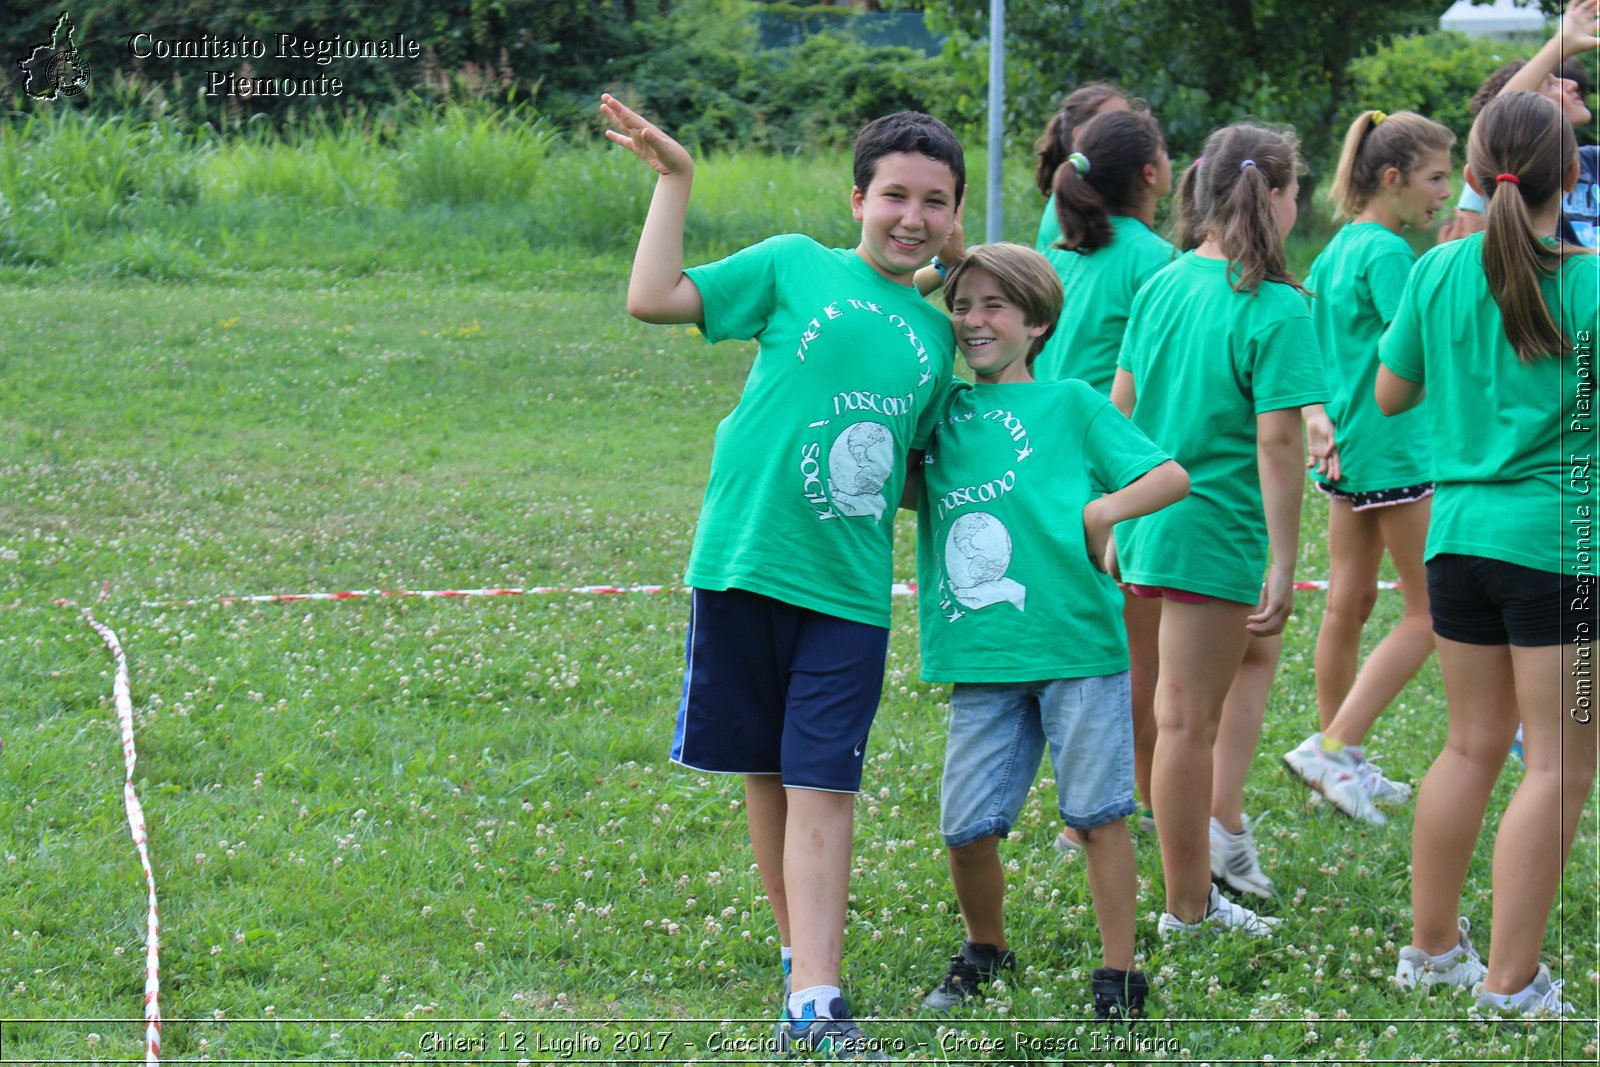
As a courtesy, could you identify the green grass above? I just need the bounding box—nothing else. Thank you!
[0,118,1594,1064]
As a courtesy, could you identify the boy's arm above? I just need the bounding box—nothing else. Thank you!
[1250,408,1305,638]
[1082,459,1189,575]
[1503,0,1599,95]
[913,199,967,297]
[899,451,925,511]
[600,94,705,324]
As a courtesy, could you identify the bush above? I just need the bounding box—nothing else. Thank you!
[1346,30,1533,148]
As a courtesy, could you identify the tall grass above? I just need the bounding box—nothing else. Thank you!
[1,105,1063,279]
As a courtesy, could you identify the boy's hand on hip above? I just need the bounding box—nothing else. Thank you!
[600,94,693,178]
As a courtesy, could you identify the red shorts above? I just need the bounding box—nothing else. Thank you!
[1124,583,1215,604]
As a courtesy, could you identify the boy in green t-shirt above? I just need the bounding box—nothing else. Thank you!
[910,244,1189,1022]
[601,94,963,1057]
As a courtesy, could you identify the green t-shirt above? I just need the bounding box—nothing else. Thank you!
[683,234,956,627]
[1115,252,1327,603]
[1036,193,1063,255]
[1307,222,1430,492]
[916,379,1171,681]
[1036,215,1177,394]
[1378,233,1599,575]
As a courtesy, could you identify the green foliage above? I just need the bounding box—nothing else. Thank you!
[921,0,1441,184]
[1348,30,1534,148]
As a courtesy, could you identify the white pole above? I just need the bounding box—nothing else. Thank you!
[986,0,1005,242]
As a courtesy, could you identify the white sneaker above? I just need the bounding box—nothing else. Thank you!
[1474,963,1575,1016]
[1159,884,1281,938]
[1395,917,1488,990]
[1348,747,1412,804]
[1209,815,1274,898]
[1283,734,1385,825]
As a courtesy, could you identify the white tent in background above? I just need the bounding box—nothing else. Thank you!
[1440,0,1547,37]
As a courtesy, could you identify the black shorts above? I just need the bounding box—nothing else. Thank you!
[1427,553,1593,647]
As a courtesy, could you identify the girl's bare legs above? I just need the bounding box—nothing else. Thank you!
[1212,633,1282,831]
[1125,591,1163,812]
[1322,499,1435,747]
[1151,598,1254,920]
[1314,498,1383,729]
[1481,640,1598,993]
[1407,637,1517,956]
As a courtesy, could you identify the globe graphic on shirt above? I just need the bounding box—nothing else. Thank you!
[827,421,893,518]
[947,511,1011,584]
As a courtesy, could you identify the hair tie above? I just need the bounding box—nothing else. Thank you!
[1371,110,1388,126]
[1195,156,1206,167]
[1239,159,1257,172]
[1495,172,1520,187]
[1067,151,1091,176]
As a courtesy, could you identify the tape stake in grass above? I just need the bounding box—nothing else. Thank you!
[81,608,162,1065]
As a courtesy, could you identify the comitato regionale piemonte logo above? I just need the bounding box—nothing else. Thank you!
[18,10,91,99]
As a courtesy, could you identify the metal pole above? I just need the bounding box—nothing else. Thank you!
[986,0,1005,242]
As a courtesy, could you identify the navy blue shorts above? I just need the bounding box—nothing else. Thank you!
[1427,553,1589,647]
[670,588,890,793]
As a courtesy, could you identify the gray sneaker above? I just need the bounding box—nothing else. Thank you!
[922,940,1017,1011]
[1473,963,1575,1016]
[775,996,888,1060]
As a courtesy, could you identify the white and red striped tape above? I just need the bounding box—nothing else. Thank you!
[80,608,162,1065]
[68,570,1399,1058]
[138,578,1392,609]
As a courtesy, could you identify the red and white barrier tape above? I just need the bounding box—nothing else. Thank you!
[80,608,162,1065]
[138,578,1393,609]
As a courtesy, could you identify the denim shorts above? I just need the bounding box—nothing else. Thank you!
[939,672,1135,847]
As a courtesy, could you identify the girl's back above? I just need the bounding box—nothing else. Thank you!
[1379,231,1597,573]
[1307,224,1430,492]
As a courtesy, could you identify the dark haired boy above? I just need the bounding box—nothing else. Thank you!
[601,94,964,1058]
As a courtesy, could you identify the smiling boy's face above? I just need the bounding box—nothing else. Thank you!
[948,267,1048,385]
[851,151,958,285]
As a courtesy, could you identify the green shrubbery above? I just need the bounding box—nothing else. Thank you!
[1347,31,1533,148]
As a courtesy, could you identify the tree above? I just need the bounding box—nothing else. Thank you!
[920,0,1449,185]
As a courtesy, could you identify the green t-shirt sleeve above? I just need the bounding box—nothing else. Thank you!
[1378,269,1427,384]
[682,237,784,344]
[1245,304,1327,413]
[1081,394,1172,495]
[1366,248,1413,326]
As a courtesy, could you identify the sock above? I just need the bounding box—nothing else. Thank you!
[787,984,842,1020]
[1320,735,1347,754]
[780,946,792,975]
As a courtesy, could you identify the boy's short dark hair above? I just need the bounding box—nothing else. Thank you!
[853,112,966,206]
[1471,61,1525,117]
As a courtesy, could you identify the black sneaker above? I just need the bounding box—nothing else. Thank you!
[1092,967,1149,1026]
[921,940,1017,1011]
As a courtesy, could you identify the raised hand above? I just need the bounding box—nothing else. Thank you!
[599,94,693,177]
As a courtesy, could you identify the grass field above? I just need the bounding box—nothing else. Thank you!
[0,112,1595,1064]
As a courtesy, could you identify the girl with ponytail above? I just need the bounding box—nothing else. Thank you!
[1033,82,1133,253]
[1380,90,1597,1014]
[1111,123,1328,935]
[1284,109,1456,826]
[1034,108,1175,857]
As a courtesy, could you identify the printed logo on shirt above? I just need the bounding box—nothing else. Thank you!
[943,511,1026,614]
[828,421,893,519]
[793,294,943,522]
